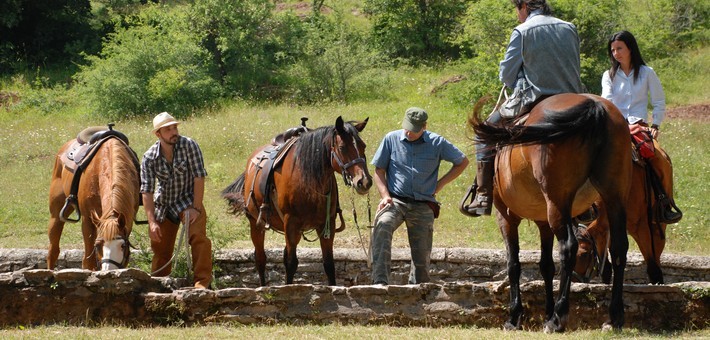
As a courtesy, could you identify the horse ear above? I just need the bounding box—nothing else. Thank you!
[335,116,345,134]
[354,117,369,132]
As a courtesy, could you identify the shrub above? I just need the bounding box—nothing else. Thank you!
[75,4,220,118]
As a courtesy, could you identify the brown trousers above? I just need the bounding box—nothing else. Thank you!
[151,209,213,288]
[649,139,674,199]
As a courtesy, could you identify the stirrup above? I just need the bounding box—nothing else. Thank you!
[459,184,479,217]
[657,198,682,224]
[257,203,271,229]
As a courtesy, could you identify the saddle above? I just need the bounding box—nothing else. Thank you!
[247,118,311,228]
[59,123,140,223]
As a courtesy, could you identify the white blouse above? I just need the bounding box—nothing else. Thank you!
[601,65,666,126]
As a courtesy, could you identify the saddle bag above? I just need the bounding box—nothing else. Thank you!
[631,130,655,159]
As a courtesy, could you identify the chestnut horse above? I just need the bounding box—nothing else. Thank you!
[574,141,676,284]
[222,116,372,286]
[469,93,632,332]
[47,131,140,271]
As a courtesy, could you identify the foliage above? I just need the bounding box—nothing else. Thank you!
[282,5,386,103]
[0,0,98,74]
[189,0,282,98]
[364,0,470,62]
[75,4,221,118]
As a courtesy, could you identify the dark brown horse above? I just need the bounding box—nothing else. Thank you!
[574,140,676,284]
[222,116,372,286]
[469,93,632,332]
[47,131,140,271]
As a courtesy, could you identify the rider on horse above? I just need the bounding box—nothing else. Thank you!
[461,0,585,217]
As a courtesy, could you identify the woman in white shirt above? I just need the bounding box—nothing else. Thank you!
[601,30,681,223]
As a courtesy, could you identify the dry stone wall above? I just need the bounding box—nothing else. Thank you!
[1,248,708,330]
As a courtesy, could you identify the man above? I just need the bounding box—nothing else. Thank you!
[141,112,212,289]
[371,107,469,285]
[462,0,585,216]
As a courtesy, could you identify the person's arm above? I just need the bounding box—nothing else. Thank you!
[142,192,162,242]
[435,157,469,195]
[499,29,523,88]
[601,71,613,100]
[647,67,666,131]
[187,176,205,224]
[373,167,392,211]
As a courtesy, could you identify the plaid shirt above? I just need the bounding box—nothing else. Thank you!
[140,136,208,223]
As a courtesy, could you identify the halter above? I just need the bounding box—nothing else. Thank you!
[572,224,608,283]
[93,235,131,269]
[331,132,366,187]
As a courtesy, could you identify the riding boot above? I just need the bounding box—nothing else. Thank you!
[464,161,494,216]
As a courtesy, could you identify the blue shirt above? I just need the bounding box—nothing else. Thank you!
[371,130,466,202]
[140,136,208,222]
[601,65,666,126]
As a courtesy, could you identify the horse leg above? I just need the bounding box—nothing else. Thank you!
[249,217,267,286]
[544,204,578,333]
[47,165,67,270]
[603,200,628,330]
[535,221,556,322]
[283,218,301,284]
[319,232,336,285]
[81,219,98,271]
[629,220,665,284]
[497,209,524,330]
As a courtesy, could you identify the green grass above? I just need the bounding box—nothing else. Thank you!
[0,324,708,339]
[0,52,708,257]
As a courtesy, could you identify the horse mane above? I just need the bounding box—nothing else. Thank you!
[293,125,337,199]
[92,138,140,241]
[293,121,362,200]
[469,96,608,148]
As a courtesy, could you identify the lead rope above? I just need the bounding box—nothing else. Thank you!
[351,192,376,268]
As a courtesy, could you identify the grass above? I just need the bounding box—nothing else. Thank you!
[1,59,708,256]
[0,324,708,339]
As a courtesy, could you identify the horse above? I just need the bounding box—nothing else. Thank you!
[574,140,676,284]
[468,93,632,332]
[47,128,141,271]
[222,116,372,286]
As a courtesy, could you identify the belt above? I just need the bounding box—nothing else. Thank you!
[391,194,426,204]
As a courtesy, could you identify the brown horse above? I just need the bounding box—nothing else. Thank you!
[574,140,675,284]
[469,93,632,332]
[222,116,372,286]
[47,130,140,271]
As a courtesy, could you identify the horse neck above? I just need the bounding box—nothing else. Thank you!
[293,127,336,195]
[98,139,139,231]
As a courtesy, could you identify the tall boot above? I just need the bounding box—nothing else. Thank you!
[464,161,494,216]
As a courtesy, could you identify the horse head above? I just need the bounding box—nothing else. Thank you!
[332,116,372,194]
[93,211,132,270]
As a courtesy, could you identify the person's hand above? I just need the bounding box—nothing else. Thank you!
[649,124,660,139]
[186,206,201,224]
[628,123,644,135]
[149,222,162,242]
[378,197,392,211]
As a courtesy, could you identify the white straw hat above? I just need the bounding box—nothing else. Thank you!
[152,112,179,133]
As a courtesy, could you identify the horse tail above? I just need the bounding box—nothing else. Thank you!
[469,95,608,148]
[221,172,246,215]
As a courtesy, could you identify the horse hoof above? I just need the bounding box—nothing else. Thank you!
[503,322,519,331]
[543,320,564,333]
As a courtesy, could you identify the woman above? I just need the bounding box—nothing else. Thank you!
[602,30,681,223]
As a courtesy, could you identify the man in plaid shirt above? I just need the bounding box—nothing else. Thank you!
[141,112,212,289]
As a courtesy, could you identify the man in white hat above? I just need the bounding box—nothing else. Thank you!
[140,112,213,289]
[369,107,469,285]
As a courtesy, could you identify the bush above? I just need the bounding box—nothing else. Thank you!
[75,4,221,118]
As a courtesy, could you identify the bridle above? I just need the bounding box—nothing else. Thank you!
[572,224,608,283]
[331,132,366,187]
[93,235,131,269]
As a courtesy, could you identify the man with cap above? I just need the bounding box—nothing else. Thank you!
[140,112,213,289]
[370,107,469,285]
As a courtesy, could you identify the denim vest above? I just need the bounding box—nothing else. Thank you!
[515,15,584,106]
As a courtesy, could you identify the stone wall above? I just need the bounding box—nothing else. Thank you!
[3,248,708,288]
[0,268,708,330]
